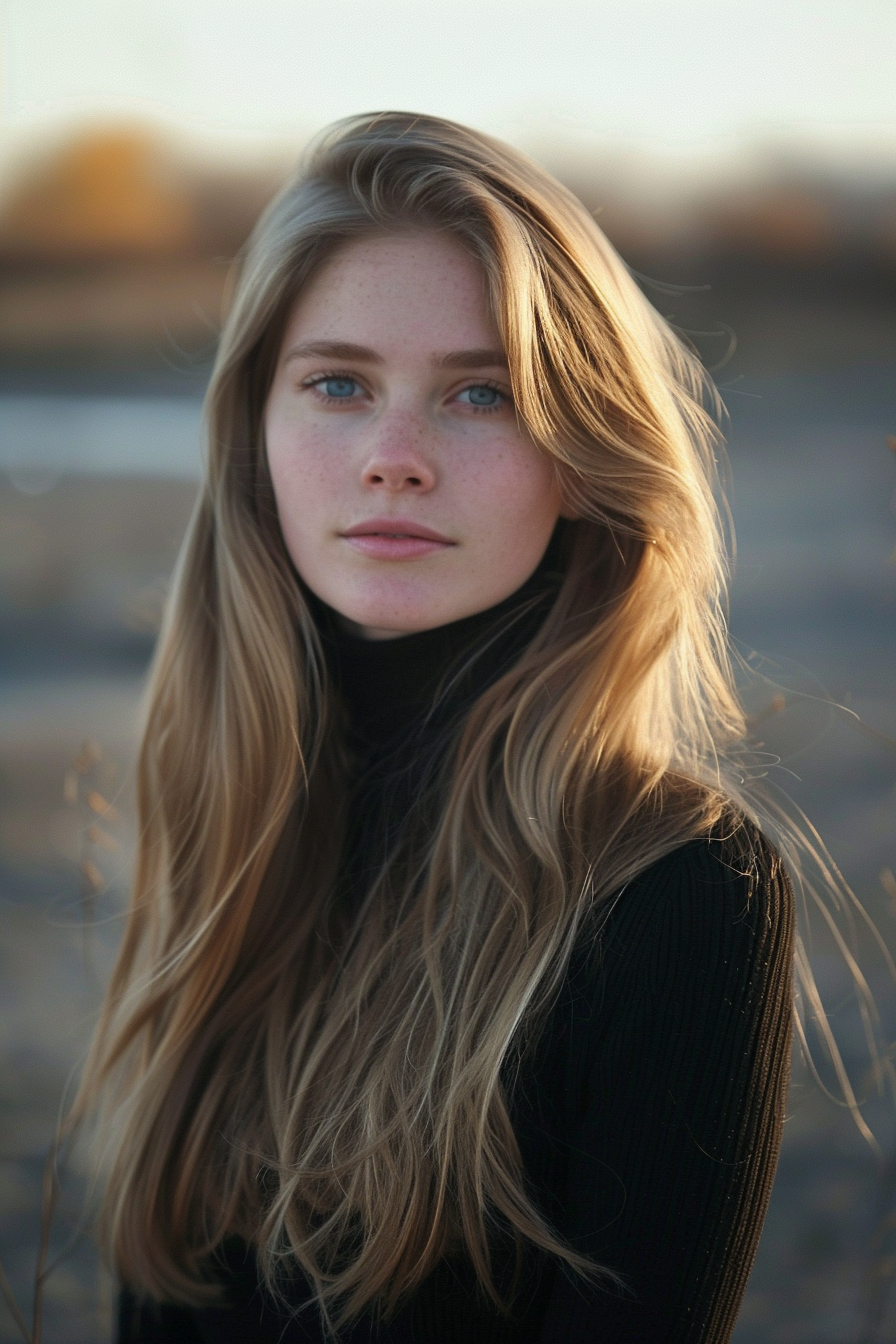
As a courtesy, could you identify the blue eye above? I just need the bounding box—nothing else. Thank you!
[462,385,502,408]
[319,376,358,398]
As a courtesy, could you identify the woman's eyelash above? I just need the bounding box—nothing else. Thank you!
[303,371,359,390]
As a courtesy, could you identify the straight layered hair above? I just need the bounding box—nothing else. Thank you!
[75,111,769,1331]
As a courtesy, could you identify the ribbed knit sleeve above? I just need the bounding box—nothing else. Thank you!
[531,826,794,1343]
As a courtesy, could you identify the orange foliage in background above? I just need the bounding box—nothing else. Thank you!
[0,122,285,268]
[0,123,283,355]
[0,127,197,260]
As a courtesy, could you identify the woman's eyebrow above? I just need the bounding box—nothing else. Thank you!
[436,348,508,369]
[282,341,508,370]
[283,340,384,365]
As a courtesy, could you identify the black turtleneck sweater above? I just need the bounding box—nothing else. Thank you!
[119,573,794,1344]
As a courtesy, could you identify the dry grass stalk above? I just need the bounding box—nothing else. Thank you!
[0,1256,31,1342]
[0,740,121,1340]
[31,1148,61,1344]
[63,741,120,975]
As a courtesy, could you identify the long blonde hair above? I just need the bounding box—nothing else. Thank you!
[75,112,751,1329]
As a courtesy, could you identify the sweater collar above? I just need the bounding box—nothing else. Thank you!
[318,536,565,751]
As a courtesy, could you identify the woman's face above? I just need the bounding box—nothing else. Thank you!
[264,231,563,639]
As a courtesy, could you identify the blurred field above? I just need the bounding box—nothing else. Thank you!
[0,122,895,1343]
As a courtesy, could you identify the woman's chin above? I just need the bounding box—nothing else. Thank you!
[334,608,445,640]
[325,588,479,640]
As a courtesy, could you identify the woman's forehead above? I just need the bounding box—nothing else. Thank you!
[278,231,505,364]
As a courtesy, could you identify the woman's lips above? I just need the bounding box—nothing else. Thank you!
[340,520,456,561]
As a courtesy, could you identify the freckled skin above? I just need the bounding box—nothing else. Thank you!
[263,232,563,639]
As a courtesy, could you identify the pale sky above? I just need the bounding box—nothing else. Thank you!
[3,0,896,161]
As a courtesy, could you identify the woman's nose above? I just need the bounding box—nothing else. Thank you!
[359,414,437,493]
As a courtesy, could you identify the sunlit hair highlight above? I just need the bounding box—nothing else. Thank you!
[75,111,765,1331]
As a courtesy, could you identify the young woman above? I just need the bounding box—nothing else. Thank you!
[78,112,794,1343]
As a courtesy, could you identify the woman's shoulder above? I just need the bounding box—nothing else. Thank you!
[574,813,795,1008]
[611,813,792,935]
[553,815,796,1107]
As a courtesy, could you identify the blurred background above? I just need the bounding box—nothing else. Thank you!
[0,2,894,1340]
